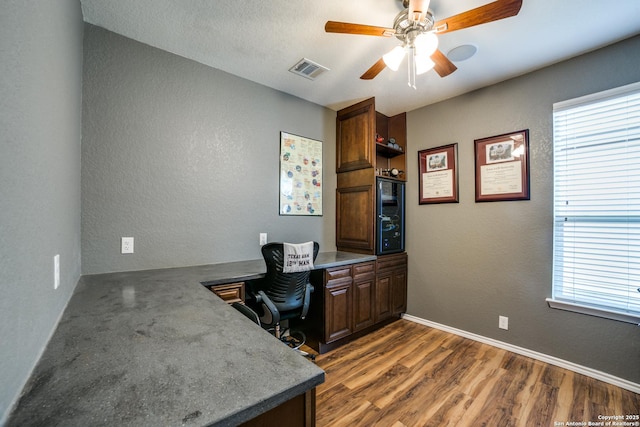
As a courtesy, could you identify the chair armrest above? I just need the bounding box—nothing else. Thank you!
[300,283,313,320]
[231,302,260,325]
[256,290,280,326]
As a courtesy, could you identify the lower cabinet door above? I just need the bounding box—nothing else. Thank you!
[375,270,393,323]
[376,252,408,320]
[391,266,407,315]
[353,269,375,332]
[324,280,353,343]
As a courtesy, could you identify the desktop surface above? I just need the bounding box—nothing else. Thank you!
[8,251,373,426]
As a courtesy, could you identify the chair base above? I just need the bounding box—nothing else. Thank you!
[279,327,316,361]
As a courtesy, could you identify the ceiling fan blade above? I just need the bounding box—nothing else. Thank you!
[434,0,522,35]
[431,50,457,77]
[325,21,395,37]
[360,58,387,80]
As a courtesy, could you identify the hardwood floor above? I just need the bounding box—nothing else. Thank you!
[312,319,639,427]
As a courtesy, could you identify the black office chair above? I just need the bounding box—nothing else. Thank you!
[251,242,319,356]
[231,301,260,326]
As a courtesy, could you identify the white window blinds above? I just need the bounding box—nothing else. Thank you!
[550,82,640,324]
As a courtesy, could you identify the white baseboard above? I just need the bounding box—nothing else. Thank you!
[401,313,640,394]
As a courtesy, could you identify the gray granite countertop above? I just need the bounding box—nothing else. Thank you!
[8,251,374,426]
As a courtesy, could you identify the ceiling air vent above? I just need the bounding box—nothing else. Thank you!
[289,58,329,80]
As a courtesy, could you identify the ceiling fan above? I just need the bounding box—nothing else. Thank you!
[325,0,523,88]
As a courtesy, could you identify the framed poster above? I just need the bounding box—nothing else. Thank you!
[418,143,459,204]
[279,132,323,215]
[474,129,530,202]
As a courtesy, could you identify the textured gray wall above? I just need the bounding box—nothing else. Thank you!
[82,25,337,274]
[405,35,640,383]
[2,8,637,423]
[0,0,83,422]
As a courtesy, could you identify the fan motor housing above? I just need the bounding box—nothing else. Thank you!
[392,9,435,43]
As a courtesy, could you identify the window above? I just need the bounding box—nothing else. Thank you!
[549,82,640,324]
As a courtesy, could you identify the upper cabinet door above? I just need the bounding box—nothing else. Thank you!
[336,97,376,173]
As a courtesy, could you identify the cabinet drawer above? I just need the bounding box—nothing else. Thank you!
[209,282,245,304]
[353,261,375,278]
[376,253,407,271]
[326,266,352,282]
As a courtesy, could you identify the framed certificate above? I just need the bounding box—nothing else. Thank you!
[418,143,459,204]
[474,129,530,202]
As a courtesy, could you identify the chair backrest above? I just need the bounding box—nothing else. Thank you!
[260,242,319,312]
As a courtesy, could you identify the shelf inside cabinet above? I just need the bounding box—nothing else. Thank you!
[376,142,405,158]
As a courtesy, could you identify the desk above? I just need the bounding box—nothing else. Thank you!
[199,251,377,286]
[7,252,373,427]
[201,251,377,307]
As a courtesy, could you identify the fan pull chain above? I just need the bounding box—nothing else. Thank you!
[407,45,416,89]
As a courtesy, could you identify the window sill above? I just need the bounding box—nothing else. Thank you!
[546,298,640,325]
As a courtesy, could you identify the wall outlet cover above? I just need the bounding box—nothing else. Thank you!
[54,254,60,289]
[499,315,509,330]
[121,237,134,254]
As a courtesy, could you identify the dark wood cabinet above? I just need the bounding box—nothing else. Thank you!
[377,252,408,316]
[376,253,407,316]
[335,97,407,178]
[314,97,409,354]
[375,269,393,323]
[309,262,373,352]
[336,168,375,253]
[391,263,407,315]
[353,262,376,332]
[378,112,407,177]
[320,262,376,343]
[241,389,316,427]
[308,259,406,354]
[324,266,353,343]
[335,97,407,255]
[336,98,376,173]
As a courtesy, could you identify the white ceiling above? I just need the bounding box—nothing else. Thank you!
[80,0,640,117]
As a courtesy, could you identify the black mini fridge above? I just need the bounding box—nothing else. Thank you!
[376,177,405,255]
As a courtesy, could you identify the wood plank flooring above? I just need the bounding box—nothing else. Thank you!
[311,319,639,427]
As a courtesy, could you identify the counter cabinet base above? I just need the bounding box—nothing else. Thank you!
[304,254,407,355]
[240,388,316,427]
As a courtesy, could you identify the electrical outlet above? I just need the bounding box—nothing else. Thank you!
[499,315,509,330]
[121,237,134,254]
[259,233,267,246]
[54,254,60,289]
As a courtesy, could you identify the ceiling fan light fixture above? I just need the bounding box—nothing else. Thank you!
[327,0,523,83]
[408,0,431,23]
[414,31,439,56]
[383,45,406,71]
[415,55,435,75]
